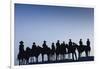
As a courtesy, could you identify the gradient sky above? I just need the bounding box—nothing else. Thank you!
[14,3,94,65]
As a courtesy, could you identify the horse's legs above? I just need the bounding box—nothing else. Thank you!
[63,54,64,60]
[53,54,55,61]
[85,51,88,57]
[21,59,23,65]
[48,55,50,62]
[78,52,81,59]
[72,53,74,60]
[36,57,38,63]
[25,59,27,64]
[33,57,34,63]
[62,54,65,60]
[56,54,59,61]
[68,53,70,59]
[19,60,20,65]
[47,54,50,62]
[42,54,44,62]
[32,57,33,63]
[24,59,26,65]
[88,51,90,56]
[30,57,32,63]
[56,54,57,61]
[26,59,28,64]
[74,52,77,60]
[51,54,54,61]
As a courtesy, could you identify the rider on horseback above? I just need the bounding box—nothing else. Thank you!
[18,41,25,65]
[69,39,72,46]
[19,41,24,53]
[86,38,90,47]
[79,39,83,46]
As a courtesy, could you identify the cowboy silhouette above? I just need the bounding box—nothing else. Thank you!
[19,41,24,53]
[85,38,91,57]
[17,41,25,65]
[42,40,51,62]
[51,42,55,52]
[31,42,37,63]
[56,40,60,60]
[68,39,72,46]
[42,41,47,49]
[79,39,83,46]
[60,41,66,60]
[86,38,90,47]
[50,42,56,61]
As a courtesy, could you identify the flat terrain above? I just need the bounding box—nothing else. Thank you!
[27,56,94,65]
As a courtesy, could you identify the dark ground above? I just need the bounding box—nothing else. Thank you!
[27,56,94,65]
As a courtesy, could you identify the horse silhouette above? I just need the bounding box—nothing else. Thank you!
[17,41,26,65]
[65,39,77,60]
[31,42,37,63]
[42,40,51,62]
[17,38,91,65]
[86,38,91,56]
[35,45,42,63]
[77,39,91,59]
[31,43,43,63]
[50,42,56,61]
[60,41,66,60]
[55,40,61,61]
[25,47,31,64]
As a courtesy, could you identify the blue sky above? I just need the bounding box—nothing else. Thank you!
[14,3,94,65]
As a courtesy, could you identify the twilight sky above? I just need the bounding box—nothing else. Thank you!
[14,3,94,65]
